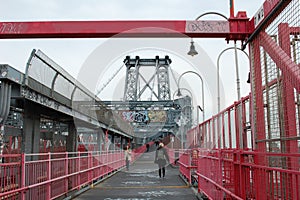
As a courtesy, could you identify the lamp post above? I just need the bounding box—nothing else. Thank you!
[177,71,205,123]
[217,47,249,112]
[173,87,194,149]
[217,47,249,149]
[173,87,200,125]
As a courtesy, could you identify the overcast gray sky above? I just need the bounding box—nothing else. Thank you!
[0,0,265,117]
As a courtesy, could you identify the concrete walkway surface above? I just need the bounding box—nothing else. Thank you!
[74,146,199,200]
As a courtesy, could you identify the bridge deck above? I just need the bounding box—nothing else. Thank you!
[74,145,199,200]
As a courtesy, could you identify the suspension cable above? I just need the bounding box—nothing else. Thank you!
[96,61,127,97]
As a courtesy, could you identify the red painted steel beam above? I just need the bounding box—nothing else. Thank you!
[243,0,292,48]
[250,0,282,28]
[259,31,300,93]
[0,1,290,42]
[290,27,300,35]
[0,18,252,41]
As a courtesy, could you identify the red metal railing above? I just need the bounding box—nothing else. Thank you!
[166,148,177,165]
[176,149,198,185]
[0,154,21,200]
[178,150,192,184]
[0,146,146,200]
[187,95,251,150]
[196,149,300,199]
[186,90,300,199]
[132,143,151,161]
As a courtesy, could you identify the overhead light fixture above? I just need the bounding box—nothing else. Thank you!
[187,38,198,57]
[247,72,251,83]
[176,89,182,97]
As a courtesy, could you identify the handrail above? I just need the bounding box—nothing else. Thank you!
[0,149,147,199]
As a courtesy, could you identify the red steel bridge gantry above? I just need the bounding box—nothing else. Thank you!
[0,0,300,199]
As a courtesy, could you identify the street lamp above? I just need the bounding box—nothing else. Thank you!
[186,11,229,115]
[173,87,196,124]
[173,87,193,100]
[173,87,203,127]
[195,11,228,20]
[217,47,249,112]
[177,71,205,123]
[187,12,228,56]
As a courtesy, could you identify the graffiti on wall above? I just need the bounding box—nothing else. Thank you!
[119,110,167,123]
[148,110,167,122]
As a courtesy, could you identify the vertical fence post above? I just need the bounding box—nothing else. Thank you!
[221,114,225,148]
[77,151,80,189]
[89,152,94,188]
[234,102,240,149]
[197,151,201,193]
[233,150,240,196]
[217,149,222,194]
[241,98,247,148]
[47,152,51,200]
[239,151,246,198]
[65,152,68,194]
[20,153,26,200]
[188,150,192,185]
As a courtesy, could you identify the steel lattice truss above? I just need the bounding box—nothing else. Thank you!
[123,56,172,101]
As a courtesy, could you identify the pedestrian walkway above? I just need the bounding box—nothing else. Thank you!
[74,145,199,200]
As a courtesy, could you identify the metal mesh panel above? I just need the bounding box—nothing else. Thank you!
[53,74,75,99]
[28,57,56,89]
[26,50,75,104]
[252,0,300,154]
[250,1,300,198]
[292,34,300,138]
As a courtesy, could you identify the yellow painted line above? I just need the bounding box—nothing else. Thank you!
[135,161,156,164]
[98,185,189,190]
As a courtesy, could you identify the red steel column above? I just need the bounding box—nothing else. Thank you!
[278,23,298,200]
[251,36,267,199]
[278,23,298,157]
[260,31,300,92]
[251,37,267,152]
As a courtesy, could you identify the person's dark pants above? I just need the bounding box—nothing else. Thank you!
[158,166,165,178]
[158,160,166,177]
[126,158,129,170]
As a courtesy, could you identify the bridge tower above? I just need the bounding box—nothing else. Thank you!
[123,56,172,101]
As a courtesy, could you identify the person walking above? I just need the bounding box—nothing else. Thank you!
[124,145,132,171]
[154,142,169,178]
[155,140,159,147]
